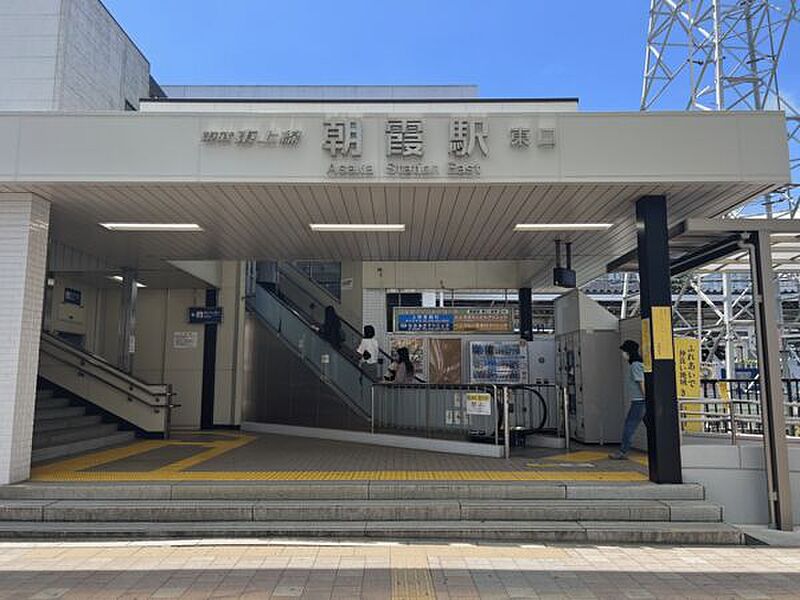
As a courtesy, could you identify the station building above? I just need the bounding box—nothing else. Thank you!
[0,0,797,537]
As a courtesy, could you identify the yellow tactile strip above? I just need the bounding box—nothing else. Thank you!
[30,432,648,482]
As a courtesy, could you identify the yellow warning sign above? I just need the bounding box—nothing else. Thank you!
[651,306,674,360]
[641,318,652,373]
[675,337,701,432]
[674,337,701,398]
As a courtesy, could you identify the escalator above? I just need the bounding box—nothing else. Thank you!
[243,284,374,430]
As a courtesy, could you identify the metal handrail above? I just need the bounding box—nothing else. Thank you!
[39,334,178,437]
[276,266,396,364]
[678,396,800,445]
[280,260,342,305]
[40,334,172,407]
[42,332,168,397]
[256,284,389,382]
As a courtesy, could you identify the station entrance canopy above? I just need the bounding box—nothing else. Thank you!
[0,106,790,287]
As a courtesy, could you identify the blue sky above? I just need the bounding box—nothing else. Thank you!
[105,1,798,113]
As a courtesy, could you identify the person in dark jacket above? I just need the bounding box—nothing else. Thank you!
[320,305,344,350]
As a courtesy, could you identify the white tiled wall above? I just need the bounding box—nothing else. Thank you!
[363,289,388,352]
[0,194,50,484]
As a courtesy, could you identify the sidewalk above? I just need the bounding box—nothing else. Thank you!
[0,539,798,599]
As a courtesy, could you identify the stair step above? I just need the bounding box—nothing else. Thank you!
[35,397,71,410]
[34,406,85,420]
[33,423,120,450]
[0,499,722,523]
[31,431,136,464]
[0,520,743,544]
[0,482,707,501]
[34,415,103,433]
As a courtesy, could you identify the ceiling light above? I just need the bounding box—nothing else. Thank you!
[309,224,406,232]
[100,223,203,232]
[770,232,800,237]
[514,223,614,231]
[109,275,146,288]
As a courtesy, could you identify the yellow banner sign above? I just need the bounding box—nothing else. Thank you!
[651,306,674,360]
[674,337,700,398]
[641,318,652,373]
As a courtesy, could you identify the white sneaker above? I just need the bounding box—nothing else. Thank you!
[608,451,627,460]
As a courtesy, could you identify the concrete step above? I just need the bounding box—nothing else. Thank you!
[0,520,743,544]
[35,396,72,410]
[34,406,86,420]
[33,414,103,433]
[0,499,723,523]
[31,431,135,464]
[33,423,120,450]
[0,482,708,501]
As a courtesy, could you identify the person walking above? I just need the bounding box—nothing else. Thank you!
[609,339,646,460]
[356,325,380,380]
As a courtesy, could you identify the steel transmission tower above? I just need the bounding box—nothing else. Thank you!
[642,0,799,216]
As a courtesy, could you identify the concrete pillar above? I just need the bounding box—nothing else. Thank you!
[117,268,137,372]
[0,194,50,484]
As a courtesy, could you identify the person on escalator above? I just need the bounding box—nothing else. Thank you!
[356,325,380,380]
[320,305,344,350]
[385,347,415,384]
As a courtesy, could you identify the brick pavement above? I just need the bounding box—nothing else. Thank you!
[0,540,798,599]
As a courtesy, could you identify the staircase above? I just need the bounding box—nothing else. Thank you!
[0,481,743,544]
[32,384,135,463]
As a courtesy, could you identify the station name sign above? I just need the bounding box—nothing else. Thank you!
[201,117,556,180]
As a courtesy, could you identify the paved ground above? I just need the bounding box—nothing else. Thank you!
[30,433,648,483]
[0,540,798,599]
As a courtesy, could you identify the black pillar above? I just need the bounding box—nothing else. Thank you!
[519,287,533,341]
[635,195,682,484]
[200,288,218,430]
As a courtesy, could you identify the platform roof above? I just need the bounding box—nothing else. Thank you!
[606,217,800,276]
[0,108,790,288]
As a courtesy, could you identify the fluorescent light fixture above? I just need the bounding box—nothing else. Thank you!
[109,275,146,289]
[770,232,800,237]
[309,223,406,232]
[514,223,614,232]
[100,223,203,232]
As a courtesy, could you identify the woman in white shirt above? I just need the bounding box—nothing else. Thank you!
[356,325,380,380]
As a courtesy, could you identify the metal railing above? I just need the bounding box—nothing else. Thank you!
[371,382,559,457]
[678,377,800,443]
[39,333,177,436]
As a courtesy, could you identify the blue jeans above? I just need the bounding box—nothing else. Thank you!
[620,401,646,454]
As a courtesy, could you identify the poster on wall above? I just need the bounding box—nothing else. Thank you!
[395,307,512,333]
[428,338,462,384]
[173,331,199,349]
[389,336,426,380]
[469,340,529,384]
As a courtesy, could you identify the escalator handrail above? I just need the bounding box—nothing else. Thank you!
[255,285,385,382]
[277,263,395,364]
